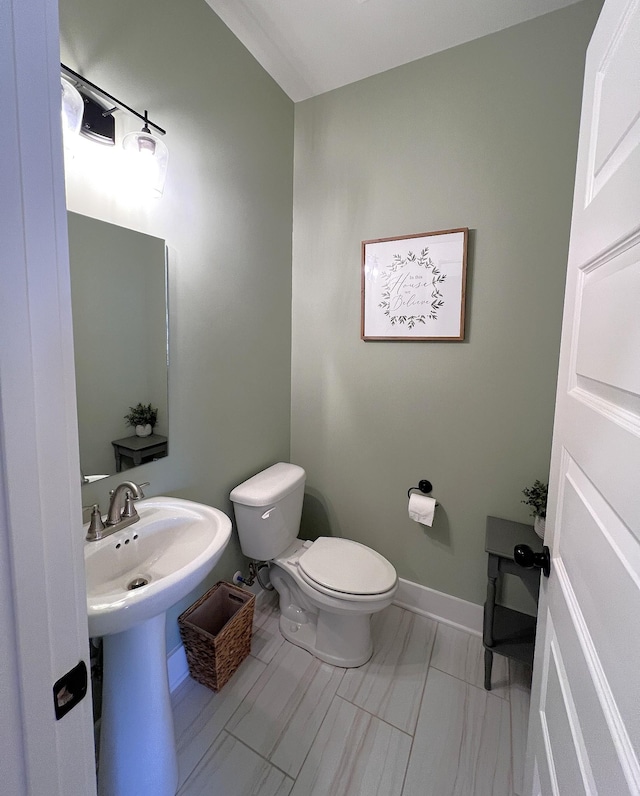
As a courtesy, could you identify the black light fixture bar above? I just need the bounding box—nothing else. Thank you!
[61,63,166,136]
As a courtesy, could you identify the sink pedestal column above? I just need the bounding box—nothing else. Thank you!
[99,613,178,796]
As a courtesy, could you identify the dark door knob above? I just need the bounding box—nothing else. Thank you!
[514,544,551,578]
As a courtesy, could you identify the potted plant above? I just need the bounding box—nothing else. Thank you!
[522,480,548,539]
[124,403,158,438]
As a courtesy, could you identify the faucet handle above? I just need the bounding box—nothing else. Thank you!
[120,482,149,517]
[121,491,139,520]
[85,504,105,541]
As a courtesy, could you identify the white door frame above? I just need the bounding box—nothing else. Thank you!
[0,0,97,792]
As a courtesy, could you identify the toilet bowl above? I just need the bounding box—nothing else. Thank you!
[230,463,398,667]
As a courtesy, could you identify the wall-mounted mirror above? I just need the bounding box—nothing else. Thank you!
[68,213,168,482]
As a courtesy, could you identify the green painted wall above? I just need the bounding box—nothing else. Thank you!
[60,0,294,651]
[291,1,602,613]
[62,0,602,651]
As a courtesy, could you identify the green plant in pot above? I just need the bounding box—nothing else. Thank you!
[124,403,158,438]
[522,480,548,539]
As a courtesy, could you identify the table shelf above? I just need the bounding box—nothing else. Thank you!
[111,434,168,472]
[484,604,536,667]
[483,516,541,690]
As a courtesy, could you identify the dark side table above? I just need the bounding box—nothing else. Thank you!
[111,434,168,472]
[483,515,542,690]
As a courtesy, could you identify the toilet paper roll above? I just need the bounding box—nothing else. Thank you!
[408,493,437,526]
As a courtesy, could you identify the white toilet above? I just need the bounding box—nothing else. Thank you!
[230,462,398,667]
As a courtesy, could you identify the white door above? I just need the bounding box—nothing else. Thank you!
[525,0,640,793]
[0,0,97,793]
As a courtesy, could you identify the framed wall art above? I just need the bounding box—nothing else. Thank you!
[361,227,469,341]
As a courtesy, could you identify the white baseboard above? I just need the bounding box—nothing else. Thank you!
[393,578,483,636]
[167,578,483,692]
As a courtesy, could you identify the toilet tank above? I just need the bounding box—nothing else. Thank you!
[230,462,306,561]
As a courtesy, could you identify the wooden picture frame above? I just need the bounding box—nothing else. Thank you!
[361,227,468,341]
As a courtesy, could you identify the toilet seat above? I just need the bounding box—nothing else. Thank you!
[297,537,397,597]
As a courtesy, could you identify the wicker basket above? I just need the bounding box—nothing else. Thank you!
[178,582,255,692]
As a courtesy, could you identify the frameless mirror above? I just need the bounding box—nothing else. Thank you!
[67,212,169,482]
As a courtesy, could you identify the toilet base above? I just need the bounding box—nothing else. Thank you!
[278,612,373,668]
[270,564,384,667]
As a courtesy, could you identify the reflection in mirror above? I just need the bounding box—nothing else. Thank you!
[67,213,168,482]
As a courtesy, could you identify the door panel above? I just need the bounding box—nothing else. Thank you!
[591,2,640,198]
[576,245,640,396]
[542,631,592,795]
[574,0,640,265]
[563,398,640,533]
[559,461,640,701]
[550,575,634,795]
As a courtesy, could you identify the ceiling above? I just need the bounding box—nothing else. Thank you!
[205,0,582,102]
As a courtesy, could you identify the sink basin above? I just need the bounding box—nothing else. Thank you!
[84,496,232,796]
[85,496,232,637]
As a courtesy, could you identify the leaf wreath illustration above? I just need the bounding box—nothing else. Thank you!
[377,247,447,324]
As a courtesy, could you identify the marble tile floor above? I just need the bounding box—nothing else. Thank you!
[172,591,532,796]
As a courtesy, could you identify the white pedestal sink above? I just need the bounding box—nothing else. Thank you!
[84,497,232,796]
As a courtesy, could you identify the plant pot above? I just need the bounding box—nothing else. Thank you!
[135,424,152,437]
[534,516,545,539]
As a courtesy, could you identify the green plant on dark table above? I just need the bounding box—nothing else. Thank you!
[124,403,158,428]
[521,480,548,519]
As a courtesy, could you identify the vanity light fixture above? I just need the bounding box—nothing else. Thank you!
[123,111,169,198]
[60,76,84,142]
[60,63,168,196]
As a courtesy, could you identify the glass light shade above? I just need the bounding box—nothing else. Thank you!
[122,129,169,198]
[61,77,84,139]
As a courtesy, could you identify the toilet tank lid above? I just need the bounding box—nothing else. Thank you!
[230,462,306,507]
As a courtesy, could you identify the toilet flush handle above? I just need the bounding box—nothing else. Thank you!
[261,507,277,520]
